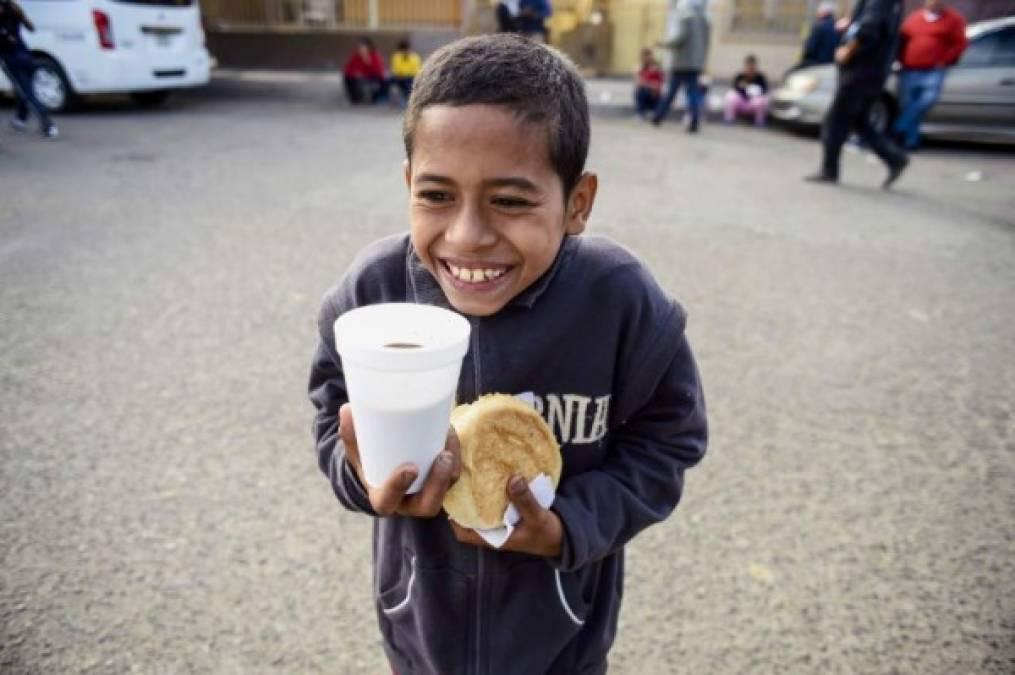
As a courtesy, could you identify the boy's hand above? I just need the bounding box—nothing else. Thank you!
[340,403,461,518]
[450,476,563,558]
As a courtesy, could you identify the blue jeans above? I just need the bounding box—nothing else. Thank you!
[0,48,54,129]
[634,86,660,116]
[893,68,945,149]
[652,70,702,128]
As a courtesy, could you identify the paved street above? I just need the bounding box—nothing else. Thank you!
[1,74,1014,674]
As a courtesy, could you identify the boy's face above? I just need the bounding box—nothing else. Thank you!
[407,104,596,317]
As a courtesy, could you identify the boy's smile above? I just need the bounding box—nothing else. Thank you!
[407,104,595,317]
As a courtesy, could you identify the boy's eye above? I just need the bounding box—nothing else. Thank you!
[491,196,534,209]
[417,190,453,204]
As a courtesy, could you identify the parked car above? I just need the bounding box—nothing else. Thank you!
[771,16,1015,144]
[0,0,211,112]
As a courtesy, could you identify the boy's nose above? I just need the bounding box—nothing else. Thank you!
[444,203,497,250]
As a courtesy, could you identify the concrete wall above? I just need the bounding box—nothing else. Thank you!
[205,28,461,70]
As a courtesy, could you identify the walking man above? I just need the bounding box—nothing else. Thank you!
[806,0,907,188]
[0,0,58,139]
[892,0,967,150]
[652,0,711,133]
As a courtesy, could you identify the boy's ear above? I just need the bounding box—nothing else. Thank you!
[564,172,598,236]
[403,159,411,190]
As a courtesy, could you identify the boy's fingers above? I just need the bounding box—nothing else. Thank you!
[449,520,489,548]
[507,475,543,520]
[444,427,462,483]
[339,403,365,480]
[399,451,455,518]
[371,464,418,516]
[339,404,358,455]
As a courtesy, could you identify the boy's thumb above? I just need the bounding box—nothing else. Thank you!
[508,476,539,516]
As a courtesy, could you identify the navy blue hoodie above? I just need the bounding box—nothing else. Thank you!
[308,233,708,674]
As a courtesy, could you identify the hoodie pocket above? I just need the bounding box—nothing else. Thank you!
[377,549,470,674]
[486,558,600,674]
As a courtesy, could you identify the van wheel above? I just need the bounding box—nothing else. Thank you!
[32,56,75,113]
[130,90,171,108]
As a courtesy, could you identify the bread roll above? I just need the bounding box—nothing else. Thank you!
[443,394,561,530]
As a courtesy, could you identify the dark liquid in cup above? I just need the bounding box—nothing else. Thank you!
[384,342,422,349]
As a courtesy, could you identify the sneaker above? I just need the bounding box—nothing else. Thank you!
[882,156,909,190]
[804,172,838,185]
[42,124,59,140]
[10,117,29,133]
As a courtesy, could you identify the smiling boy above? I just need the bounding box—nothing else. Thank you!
[309,34,707,674]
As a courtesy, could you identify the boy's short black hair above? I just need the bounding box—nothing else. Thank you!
[397,39,410,51]
[403,33,590,200]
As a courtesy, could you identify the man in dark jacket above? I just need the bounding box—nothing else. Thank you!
[802,1,840,66]
[0,0,57,139]
[805,0,909,188]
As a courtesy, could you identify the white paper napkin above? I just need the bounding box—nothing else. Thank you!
[475,473,556,549]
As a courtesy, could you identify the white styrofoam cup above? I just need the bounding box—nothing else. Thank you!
[334,303,470,494]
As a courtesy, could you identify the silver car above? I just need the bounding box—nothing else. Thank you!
[771,16,1015,143]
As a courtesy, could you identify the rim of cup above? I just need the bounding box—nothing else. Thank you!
[334,303,472,372]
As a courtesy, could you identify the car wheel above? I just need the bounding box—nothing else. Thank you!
[130,90,172,108]
[31,56,75,113]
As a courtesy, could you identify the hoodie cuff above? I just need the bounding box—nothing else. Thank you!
[333,443,377,516]
[547,496,588,572]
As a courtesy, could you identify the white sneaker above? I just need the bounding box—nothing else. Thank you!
[42,124,59,140]
[10,117,29,133]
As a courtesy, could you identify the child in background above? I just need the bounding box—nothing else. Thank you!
[390,39,422,106]
[723,54,770,126]
[309,34,707,674]
[343,37,387,105]
[634,47,664,119]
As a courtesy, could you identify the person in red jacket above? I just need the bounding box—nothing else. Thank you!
[891,0,967,149]
[343,37,388,105]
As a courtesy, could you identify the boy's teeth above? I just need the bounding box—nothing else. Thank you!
[447,263,506,283]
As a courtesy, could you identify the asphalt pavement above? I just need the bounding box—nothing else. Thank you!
[1,73,1014,674]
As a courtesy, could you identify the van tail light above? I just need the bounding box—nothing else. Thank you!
[93,10,115,50]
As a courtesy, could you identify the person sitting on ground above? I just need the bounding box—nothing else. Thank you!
[343,37,387,105]
[723,54,770,126]
[390,38,422,105]
[634,48,664,119]
[801,1,840,67]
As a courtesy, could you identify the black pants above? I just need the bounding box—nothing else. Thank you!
[821,78,905,179]
[0,48,54,129]
[344,75,386,105]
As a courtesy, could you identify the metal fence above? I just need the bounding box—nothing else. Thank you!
[201,0,463,29]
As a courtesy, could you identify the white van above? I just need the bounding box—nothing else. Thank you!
[0,0,211,111]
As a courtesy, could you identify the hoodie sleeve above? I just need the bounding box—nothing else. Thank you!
[308,289,378,516]
[549,267,708,572]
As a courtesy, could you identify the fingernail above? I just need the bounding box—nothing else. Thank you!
[438,451,453,468]
[509,476,526,496]
[402,470,417,488]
